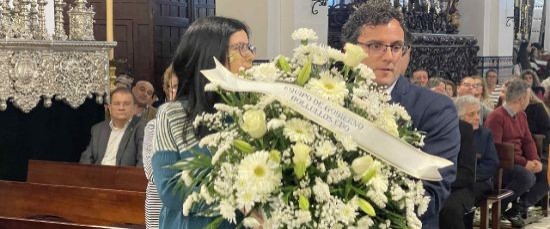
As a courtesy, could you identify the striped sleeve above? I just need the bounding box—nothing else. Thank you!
[152,101,198,210]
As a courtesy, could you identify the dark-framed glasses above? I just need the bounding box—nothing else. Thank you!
[230,43,256,56]
[356,42,409,56]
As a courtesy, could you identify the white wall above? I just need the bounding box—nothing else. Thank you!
[458,0,514,56]
[217,0,328,60]
[458,0,487,55]
[45,0,55,36]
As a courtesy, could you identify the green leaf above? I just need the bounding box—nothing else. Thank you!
[294,162,307,179]
[299,194,310,211]
[203,216,224,229]
[296,60,312,86]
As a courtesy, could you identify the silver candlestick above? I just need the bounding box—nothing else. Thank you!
[37,0,49,39]
[18,0,32,39]
[30,0,40,39]
[53,0,67,40]
[68,0,95,41]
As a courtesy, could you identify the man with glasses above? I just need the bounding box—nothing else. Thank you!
[342,1,460,228]
[457,76,492,125]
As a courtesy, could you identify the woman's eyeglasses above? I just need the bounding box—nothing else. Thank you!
[229,43,256,56]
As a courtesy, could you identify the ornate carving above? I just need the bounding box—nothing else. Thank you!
[68,0,95,41]
[407,33,479,83]
[54,0,67,40]
[0,40,116,113]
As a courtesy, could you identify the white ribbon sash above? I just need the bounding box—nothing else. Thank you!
[201,58,453,181]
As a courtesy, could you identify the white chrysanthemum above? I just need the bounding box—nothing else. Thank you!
[200,185,214,204]
[310,46,329,65]
[238,151,282,195]
[326,46,345,62]
[375,112,399,137]
[182,192,199,216]
[267,118,286,130]
[335,134,358,151]
[204,82,219,91]
[247,62,281,82]
[339,199,358,225]
[291,28,318,41]
[294,210,312,225]
[312,177,331,202]
[180,170,193,186]
[356,216,374,228]
[219,199,237,223]
[243,216,261,228]
[283,118,316,143]
[315,140,336,160]
[305,71,349,105]
[355,63,376,81]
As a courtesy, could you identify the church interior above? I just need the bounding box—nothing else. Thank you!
[1,0,550,228]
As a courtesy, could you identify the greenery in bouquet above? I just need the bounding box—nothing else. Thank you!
[170,28,430,229]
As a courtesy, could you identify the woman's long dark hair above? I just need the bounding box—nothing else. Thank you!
[172,16,249,138]
[517,40,531,70]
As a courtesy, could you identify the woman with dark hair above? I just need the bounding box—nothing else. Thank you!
[520,70,545,99]
[152,16,255,228]
[485,69,501,108]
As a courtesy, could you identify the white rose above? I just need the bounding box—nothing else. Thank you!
[291,28,318,42]
[240,109,267,138]
[343,43,368,68]
[351,155,374,176]
[248,63,281,82]
[292,142,312,166]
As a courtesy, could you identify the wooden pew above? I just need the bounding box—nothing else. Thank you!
[27,160,147,192]
[0,181,145,228]
[0,216,126,229]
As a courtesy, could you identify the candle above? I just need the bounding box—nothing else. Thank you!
[106,0,113,60]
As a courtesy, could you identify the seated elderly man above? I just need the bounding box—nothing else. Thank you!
[485,79,549,227]
[439,95,500,228]
[80,87,145,167]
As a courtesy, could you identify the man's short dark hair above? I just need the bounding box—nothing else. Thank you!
[341,0,405,44]
[109,87,135,104]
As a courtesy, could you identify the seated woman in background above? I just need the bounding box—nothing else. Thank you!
[152,16,255,228]
[525,88,550,160]
[153,65,179,108]
[520,70,545,100]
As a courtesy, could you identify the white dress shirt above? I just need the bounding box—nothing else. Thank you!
[101,120,130,166]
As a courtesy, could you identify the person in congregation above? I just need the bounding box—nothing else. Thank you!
[471,75,494,109]
[445,79,457,98]
[427,77,447,95]
[411,68,429,87]
[484,79,549,227]
[341,1,460,228]
[484,69,502,107]
[525,88,550,160]
[80,87,145,166]
[520,69,545,100]
[153,65,179,108]
[152,16,255,228]
[115,73,134,89]
[439,118,475,229]
[132,80,157,122]
[457,76,492,125]
[440,95,500,228]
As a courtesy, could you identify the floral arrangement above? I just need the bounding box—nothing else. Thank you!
[171,28,430,229]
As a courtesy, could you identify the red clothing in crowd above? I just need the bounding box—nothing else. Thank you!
[484,106,540,166]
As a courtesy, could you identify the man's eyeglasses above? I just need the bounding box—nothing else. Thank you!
[461,83,483,88]
[229,43,256,57]
[356,42,409,56]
